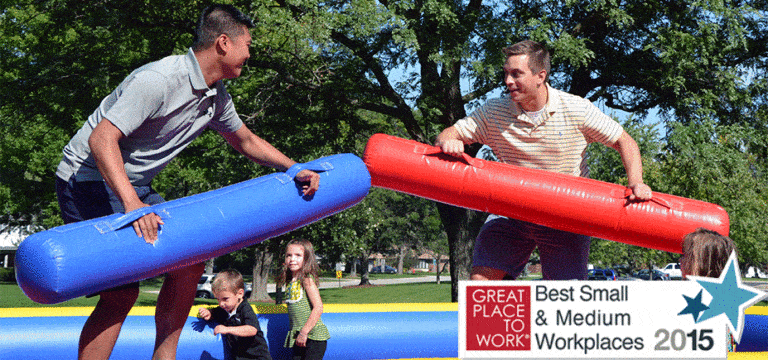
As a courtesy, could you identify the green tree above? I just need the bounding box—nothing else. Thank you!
[585,117,675,272]
[3,0,766,301]
[0,0,202,229]
[0,0,355,300]
[261,0,767,300]
[658,121,768,267]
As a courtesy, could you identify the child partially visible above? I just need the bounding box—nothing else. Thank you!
[198,270,272,360]
[681,227,736,279]
[680,227,737,353]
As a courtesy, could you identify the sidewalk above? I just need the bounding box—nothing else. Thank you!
[266,275,451,292]
[749,281,768,292]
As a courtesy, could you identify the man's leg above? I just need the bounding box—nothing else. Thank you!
[78,286,139,360]
[472,215,536,280]
[56,178,139,360]
[152,262,205,360]
[471,266,508,280]
[535,227,591,280]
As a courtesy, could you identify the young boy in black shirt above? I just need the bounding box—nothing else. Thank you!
[198,270,272,360]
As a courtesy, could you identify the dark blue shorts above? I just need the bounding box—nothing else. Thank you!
[56,177,165,222]
[55,177,165,293]
[292,339,327,360]
[473,214,591,280]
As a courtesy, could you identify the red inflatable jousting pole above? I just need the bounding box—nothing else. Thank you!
[362,134,729,254]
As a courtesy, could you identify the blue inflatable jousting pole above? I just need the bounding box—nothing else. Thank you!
[15,154,370,304]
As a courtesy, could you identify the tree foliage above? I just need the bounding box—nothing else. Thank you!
[2,0,766,301]
[0,0,201,229]
[259,0,766,298]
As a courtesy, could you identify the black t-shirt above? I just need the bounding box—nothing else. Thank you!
[210,299,272,360]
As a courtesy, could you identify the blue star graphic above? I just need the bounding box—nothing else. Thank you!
[687,251,767,342]
[678,289,709,322]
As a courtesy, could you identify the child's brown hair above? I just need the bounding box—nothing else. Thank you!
[277,238,320,288]
[211,269,245,294]
[681,228,736,278]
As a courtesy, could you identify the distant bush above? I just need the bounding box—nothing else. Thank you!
[0,268,16,283]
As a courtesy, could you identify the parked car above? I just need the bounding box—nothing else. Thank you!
[633,269,670,281]
[612,265,634,278]
[746,266,768,279]
[196,274,252,299]
[587,268,617,281]
[661,263,683,279]
[369,265,397,274]
[619,276,643,281]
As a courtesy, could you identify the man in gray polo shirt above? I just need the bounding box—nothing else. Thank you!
[55,5,317,360]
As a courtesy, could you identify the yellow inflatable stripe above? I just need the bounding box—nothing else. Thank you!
[0,303,759,318]
[0,303,460,318]
[321,303,458,313]
[728,352,768,360]
[0,307,94,317]
[745,306,768,316]
[197,303,458,316]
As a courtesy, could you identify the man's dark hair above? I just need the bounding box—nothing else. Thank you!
[192,4,254,51]
[502,40,551,82]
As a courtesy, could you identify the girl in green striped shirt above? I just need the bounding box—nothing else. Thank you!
[278,239,330,360]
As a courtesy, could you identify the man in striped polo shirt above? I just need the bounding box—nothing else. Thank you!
[435,40,652,281]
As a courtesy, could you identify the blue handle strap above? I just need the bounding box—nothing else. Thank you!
[277,161,334,184]
[94,207,170,234]
[94,160,333,233]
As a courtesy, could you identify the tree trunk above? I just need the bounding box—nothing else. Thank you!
[250,245,274,303]
[358,255,371,285]
[204,258,215,274]
[435,254,447,285]
[274,246,284,304]
[436,203,486,302]
[274,283,284,304]
[397,246,406,274]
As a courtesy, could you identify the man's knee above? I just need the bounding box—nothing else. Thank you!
[98,286,139,314]
[166,262,205,280]
[471,266,507,281]
[186,262,205,275]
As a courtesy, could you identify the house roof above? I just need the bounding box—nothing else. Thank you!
[417,251,449,260]
[0,229,27,250]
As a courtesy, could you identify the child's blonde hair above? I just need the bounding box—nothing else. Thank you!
[681,228,736,278]
[211,269,245,294]
[278,238,320,288]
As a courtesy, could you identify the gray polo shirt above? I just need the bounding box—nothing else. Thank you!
[56,48,244,186]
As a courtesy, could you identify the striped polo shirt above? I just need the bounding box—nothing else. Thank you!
[454,84,624,177]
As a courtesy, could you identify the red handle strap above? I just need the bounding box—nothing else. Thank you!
[624,187,670,208]
[420,146,483,168]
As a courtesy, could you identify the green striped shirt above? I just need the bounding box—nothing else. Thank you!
[284,278,330,348]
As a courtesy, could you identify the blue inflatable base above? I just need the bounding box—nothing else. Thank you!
[0,310,458,360]
[737,314,768,352]
[2,307,766,358]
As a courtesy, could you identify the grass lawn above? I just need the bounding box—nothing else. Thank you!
[3,278,765,308]
[0,280,453,308]
[320,282,451,303]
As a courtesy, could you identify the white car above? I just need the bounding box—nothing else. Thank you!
[746,266,768,279]
[661,263,682,280]
[196,273,252,299]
